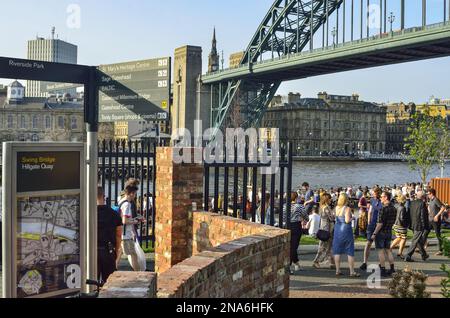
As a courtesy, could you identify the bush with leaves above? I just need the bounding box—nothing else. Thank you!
[389,267,430,298]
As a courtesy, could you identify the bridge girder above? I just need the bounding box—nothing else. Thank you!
[210,0,344,133]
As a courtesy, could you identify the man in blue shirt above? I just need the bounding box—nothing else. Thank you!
[303,182,315,215]
[360,187,382,271]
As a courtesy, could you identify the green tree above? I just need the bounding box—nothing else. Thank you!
[437,124,450,178]
[405,107,447,185]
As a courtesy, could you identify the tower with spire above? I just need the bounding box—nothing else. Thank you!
[208,28,220,73]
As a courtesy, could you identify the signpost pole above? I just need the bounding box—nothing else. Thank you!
[84,67,99,292]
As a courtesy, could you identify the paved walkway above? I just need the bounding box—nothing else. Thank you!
[1,242,446,298]
[290,242,448,298]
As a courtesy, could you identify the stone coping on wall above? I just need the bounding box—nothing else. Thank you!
[99,272,157,298]
[157,212,290,298]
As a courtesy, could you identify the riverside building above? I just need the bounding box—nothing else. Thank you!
[0,81,84,146]
[262,92,387,156]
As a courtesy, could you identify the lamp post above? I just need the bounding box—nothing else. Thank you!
[308,131,313,156]
[388,12,395,34]
[331,27,337,48]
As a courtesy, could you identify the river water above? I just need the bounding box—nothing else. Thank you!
[202,161,450,197]
[290,161,450,189]
[1,162,447,208]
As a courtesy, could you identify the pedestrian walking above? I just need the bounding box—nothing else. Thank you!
[360,187,382,271]
[313,193,335,269]
[390,195,410,259]
[357,190,369,237]
[97,187,123,284]
[332,193,360,277]
[405,191,430,262]
[284,192,309,273]
[371,191,397,277]
[119,183,145,271]
[425,188,446,256]
[303,182,315,214]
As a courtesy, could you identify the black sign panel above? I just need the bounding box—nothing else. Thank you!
[0,56,90,84]
[17,152,81,193]
[97,57,171,123]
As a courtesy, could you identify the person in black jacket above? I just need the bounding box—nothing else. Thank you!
[390,195,410,259]
[405,191,430,262]
[97,187,123,284]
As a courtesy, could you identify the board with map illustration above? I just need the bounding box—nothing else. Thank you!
[16,195,81,298]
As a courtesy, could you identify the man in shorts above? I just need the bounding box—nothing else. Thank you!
[371,191,397,277]
[119,184,143,271]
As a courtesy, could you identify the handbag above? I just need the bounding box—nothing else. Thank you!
[316,211,331,242]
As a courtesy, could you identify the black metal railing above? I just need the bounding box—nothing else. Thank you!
[203,142,293,229]
[98,139,158,248]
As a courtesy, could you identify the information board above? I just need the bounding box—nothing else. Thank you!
[2,143,85,298]
[97,57,171,123]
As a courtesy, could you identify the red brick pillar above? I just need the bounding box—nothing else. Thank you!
[155,147,204,274]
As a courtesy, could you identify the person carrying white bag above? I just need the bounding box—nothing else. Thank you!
[119,184,146,272]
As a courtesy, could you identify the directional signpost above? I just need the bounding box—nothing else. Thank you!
[0,55,172,298]
[97,57,171,123]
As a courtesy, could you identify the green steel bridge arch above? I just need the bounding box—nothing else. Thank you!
[203,0,450,133]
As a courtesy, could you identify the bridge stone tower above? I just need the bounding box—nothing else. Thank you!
[172,46,211,139]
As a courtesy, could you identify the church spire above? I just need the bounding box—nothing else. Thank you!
[208,27,220,73]
[212,28,217,52]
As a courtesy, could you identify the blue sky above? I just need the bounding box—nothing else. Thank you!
[1,0,449,103]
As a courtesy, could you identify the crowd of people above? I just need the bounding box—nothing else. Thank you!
[283,183,449,277]
[211,182,449,277]
[97,178,449,283]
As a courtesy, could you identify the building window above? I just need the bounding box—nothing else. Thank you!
[45,116,51,129]
[20,115,26,129]
[32,115,39,129]
[58,116,65,129]
[8,115,13,129]
[71,117,77,129]
[19,134,26,142]
[32,134,39,142]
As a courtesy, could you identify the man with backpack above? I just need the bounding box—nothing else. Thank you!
[118,183,145,271]
[97,187,123,284]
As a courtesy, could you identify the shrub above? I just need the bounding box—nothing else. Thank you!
[389,267,430,298]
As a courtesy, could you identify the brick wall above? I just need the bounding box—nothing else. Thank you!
[100,147,290,298]
[154,147,204,273]
[157,212,290,298]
